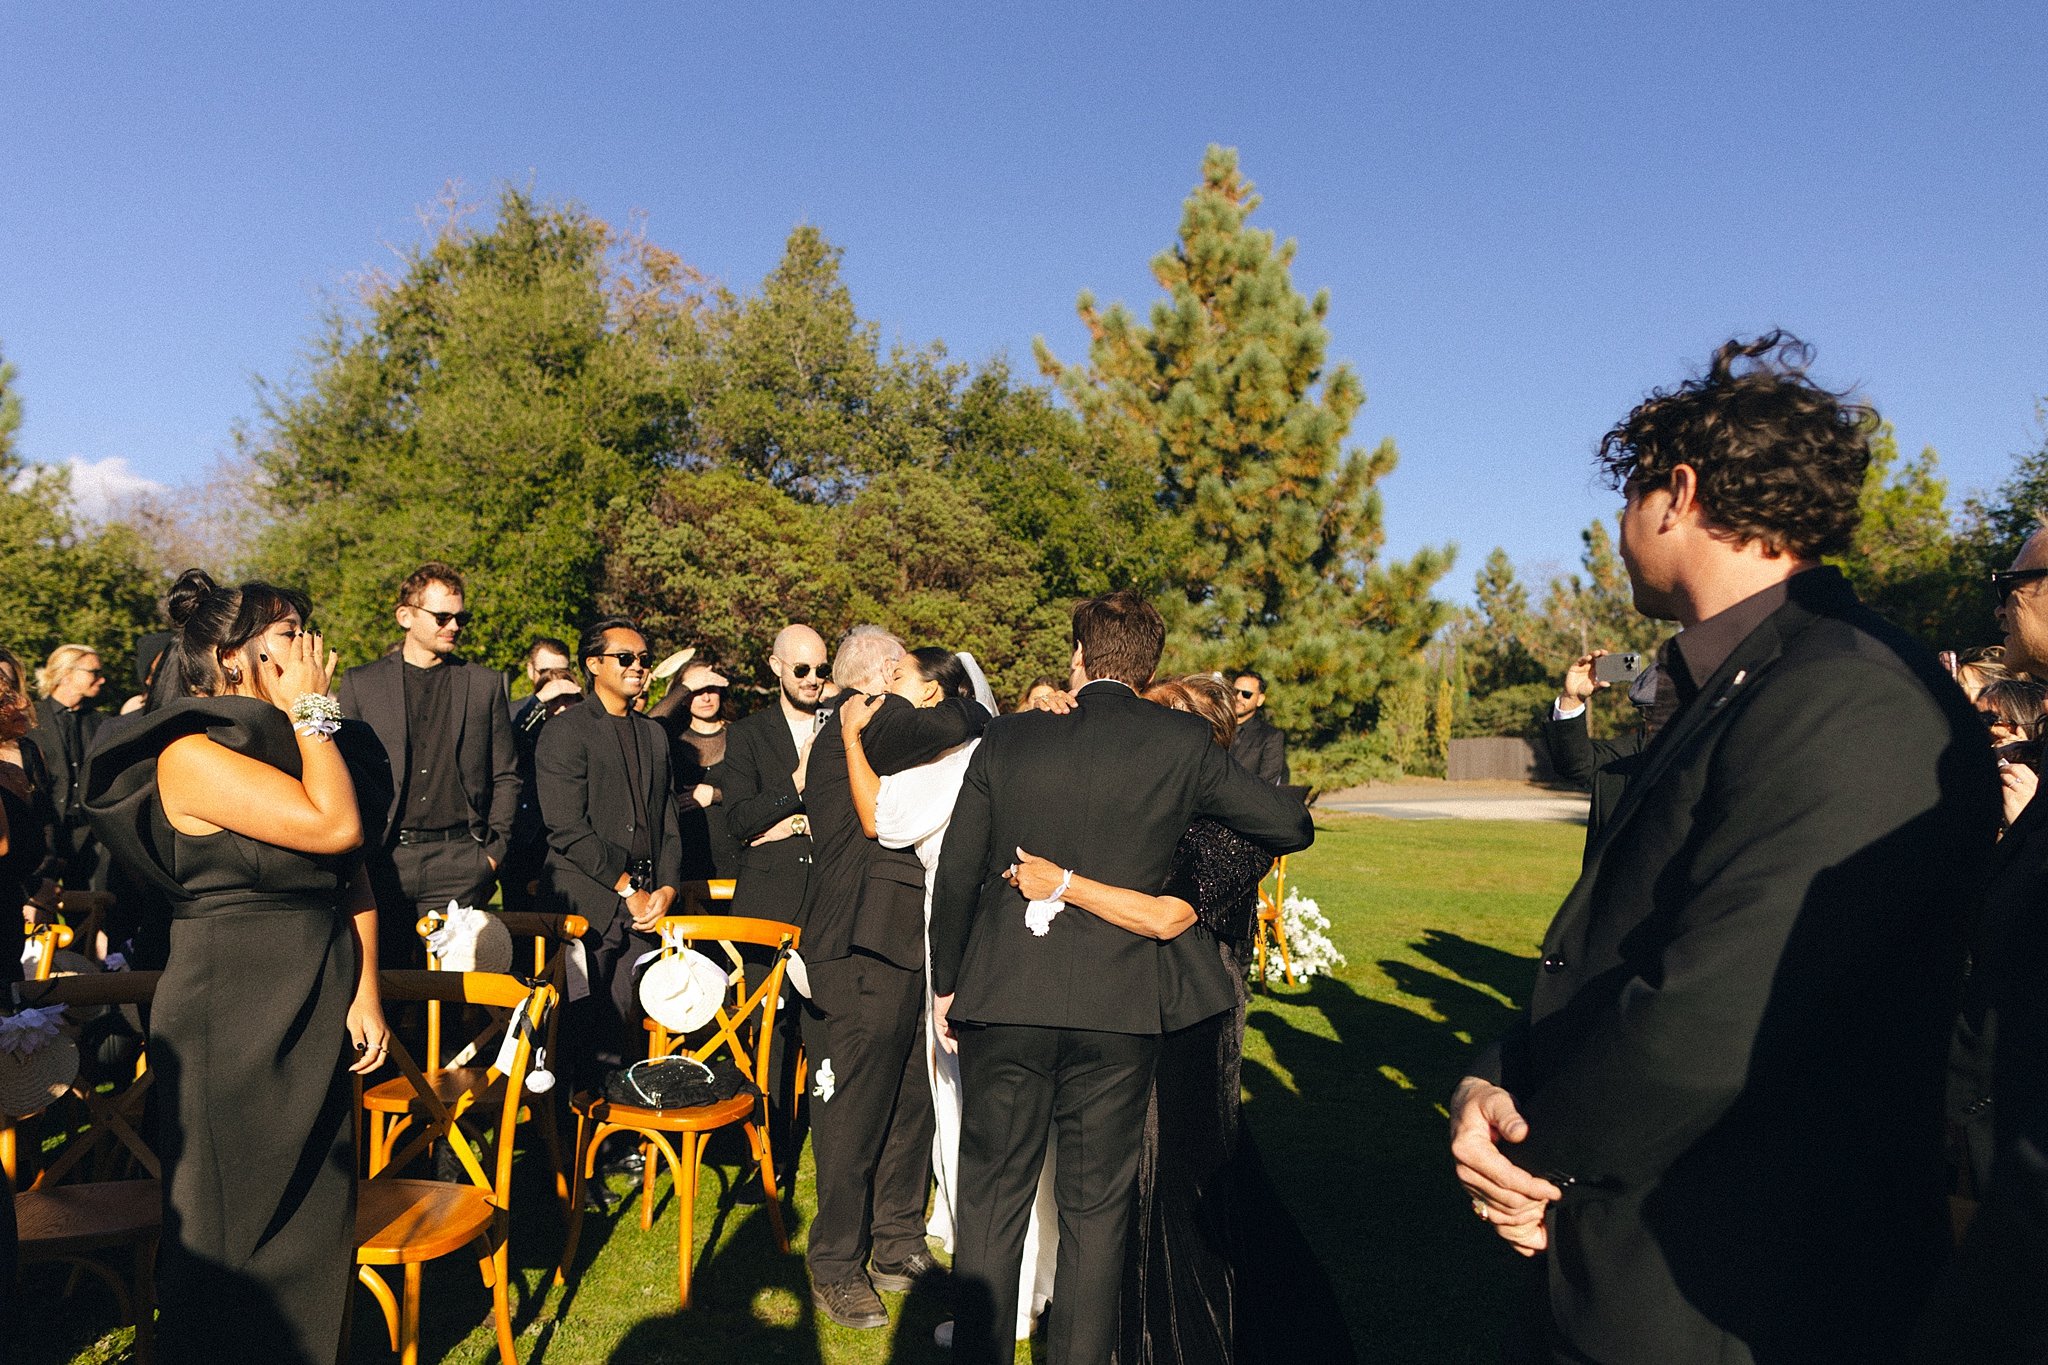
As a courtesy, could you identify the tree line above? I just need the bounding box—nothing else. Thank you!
[2,150,2040,785]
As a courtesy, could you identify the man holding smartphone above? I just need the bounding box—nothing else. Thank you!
[1541,649,1672,850]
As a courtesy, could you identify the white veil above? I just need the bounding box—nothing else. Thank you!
[955,651,1000,717]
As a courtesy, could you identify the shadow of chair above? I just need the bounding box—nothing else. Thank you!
[361,911,585,1213]
[354,969,555,1365]
[12,969,165,1364]
[556,914,798,1307]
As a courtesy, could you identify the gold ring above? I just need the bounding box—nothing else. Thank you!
[1473,1199,1489,1220]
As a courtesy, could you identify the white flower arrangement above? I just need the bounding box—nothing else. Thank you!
[1255,888,1348,985]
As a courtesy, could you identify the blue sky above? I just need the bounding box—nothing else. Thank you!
[3,2,2042,599]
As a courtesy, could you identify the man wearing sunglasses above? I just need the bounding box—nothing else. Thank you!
[336,561,520,966]
[723,624,829,927]
[1226,670,1289,784]
[535,617,683,1085]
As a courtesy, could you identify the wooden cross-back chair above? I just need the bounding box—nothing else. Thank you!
[23,921,75,981]
[360,910,586,1201]
[55,888,113,958]
[355,970,555,1365]
[556,915,798,1307]
[11,969,165,1364]
[1254,855,1296,991]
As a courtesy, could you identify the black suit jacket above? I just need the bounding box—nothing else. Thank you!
[1539,709,1645,853]
[931,681,1314,1035]
[1474,569,1998,1365]
[534,696,684,936]
[800,695,984,969]
[1229,709,1289,784]
[33,696,104,834]
[721,705,813,922]
[335,654,521,865]
[1912,783,2048,1361]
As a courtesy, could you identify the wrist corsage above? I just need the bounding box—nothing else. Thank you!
[1024,866,1074,937]
[289,693,343,741]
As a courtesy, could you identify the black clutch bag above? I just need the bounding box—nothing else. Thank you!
[602,1055,760,1110]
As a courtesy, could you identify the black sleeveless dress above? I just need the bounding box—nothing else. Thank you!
[83,696,359,1364]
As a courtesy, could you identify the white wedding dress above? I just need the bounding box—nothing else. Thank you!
[875,737,1058,1341]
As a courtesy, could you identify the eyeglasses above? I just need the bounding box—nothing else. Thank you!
[599,651,654,669]
[1979,710,2008,728]
[1234,688,1259,701]
[787,663,827,680]
[1991,568,2048,604]
[411,608,472,628]
[690,685,726,697]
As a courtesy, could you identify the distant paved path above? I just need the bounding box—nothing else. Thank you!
[1315,779,1589,824]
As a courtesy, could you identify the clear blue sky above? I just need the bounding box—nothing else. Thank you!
[4,2,2043,599]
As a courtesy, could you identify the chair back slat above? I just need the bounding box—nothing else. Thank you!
[642,916,799,1093]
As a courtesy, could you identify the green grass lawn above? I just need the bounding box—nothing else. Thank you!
[31,813,1583,1365]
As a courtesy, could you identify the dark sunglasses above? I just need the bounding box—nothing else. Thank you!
[599,651,654,669]
[788,663,827,679]
[1234,688,1259,701]
[690,685,726,696]
[413,608,472,628]
[1991,568,2048,604]
[1979,710,2008,728]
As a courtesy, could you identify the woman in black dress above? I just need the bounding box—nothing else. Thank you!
[1008,674,1355,1365]
[0,647,61,986]
[83,570,390,1364]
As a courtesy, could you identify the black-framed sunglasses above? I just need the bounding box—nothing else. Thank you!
[690,685,726,697]
[413,608,472,628]
[1991,568,2048,604]
[1234,688,1259,701]
[788,663,827,680]
[600,651,654,669]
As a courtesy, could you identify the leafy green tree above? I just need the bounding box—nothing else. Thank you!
[1835,425,1976,646]
[0,344,165,685]
[1035,146,1449,736]
[243,187,699,669]
[685,226,960,502]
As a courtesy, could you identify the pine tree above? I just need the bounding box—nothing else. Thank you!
[1035,146,1448,737]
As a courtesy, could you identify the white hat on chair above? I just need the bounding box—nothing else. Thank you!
[638,948,727,1034]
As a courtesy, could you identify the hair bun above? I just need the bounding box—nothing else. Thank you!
[165,569,220,629]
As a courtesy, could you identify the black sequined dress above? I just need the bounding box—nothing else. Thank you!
[1118,817,1359,1365]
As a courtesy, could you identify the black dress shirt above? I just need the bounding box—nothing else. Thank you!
[400,661,468,832]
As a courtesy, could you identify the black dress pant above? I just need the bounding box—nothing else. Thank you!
[562,910,659,1092]
[800,949,934,1284]
[954,1022,1159,1365]
[388,838,498,967]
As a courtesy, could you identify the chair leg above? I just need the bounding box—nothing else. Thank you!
[359,1265,401,1350]
[748,1120,789,1253]
[542,1095,570,1216]
[400,1262,423,1365]
[367,1111,386,1176]
[639,1137,656,1231]
[485,1232,516,1365]
[676,1132,708,1307]
[556,1108,594,1287]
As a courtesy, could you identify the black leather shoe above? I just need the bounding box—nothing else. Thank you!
[812,1274,889,1329]
[870,1249,947,1293]
[598,1147,646,1180]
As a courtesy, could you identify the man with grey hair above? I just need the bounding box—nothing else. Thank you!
[800,624,990,1329]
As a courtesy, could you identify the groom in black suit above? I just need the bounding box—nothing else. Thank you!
[930,590,1315,1365]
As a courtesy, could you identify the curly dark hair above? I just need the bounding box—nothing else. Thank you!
[1597,332,1876,559]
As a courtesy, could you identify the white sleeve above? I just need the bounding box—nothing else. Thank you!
[874,743,974,850]
[1552,699,1587,721]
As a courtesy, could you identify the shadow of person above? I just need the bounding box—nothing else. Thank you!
[601,1198,826,1365]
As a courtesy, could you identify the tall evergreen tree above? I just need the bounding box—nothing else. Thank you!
[1035,146,1449,737]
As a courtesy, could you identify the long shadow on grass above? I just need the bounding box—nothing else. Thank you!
[1241,932,1539,1364]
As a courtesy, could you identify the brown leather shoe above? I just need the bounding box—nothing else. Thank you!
[812,1274,888,1329]
[870,1249,947,1293]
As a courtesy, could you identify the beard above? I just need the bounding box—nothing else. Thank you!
[783,680,822,713]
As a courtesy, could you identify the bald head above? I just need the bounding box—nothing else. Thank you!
[1997,528,2048,675]
[770,623,829,713]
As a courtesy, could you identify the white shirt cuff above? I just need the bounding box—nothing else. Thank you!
[1551,699,1587,721]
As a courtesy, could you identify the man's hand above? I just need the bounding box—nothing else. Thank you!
[691,782,717,809]
[1559,651,1609,709]
[632,885,675,933]
[933,992,959,1055]
[536,677,581,704]
[751,814,802,846]
[622,887,653,927]
[1450,1075,1562,1255]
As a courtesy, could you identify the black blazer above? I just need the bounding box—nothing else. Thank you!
[1474,569,1998,1365]
[534,696,684,937]
[721,705,813,922]
[1539,710,1645,852]
[335,654,521,865]
[1229,710,1289,785]
[32,697,104,830]
[931,681,1314,1036]
[800,695,984,969]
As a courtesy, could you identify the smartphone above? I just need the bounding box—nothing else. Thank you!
[1592,652,1647,685]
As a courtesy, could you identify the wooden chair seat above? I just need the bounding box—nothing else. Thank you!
[356,1178,497,1265]
[574,1092,756,1134]
[17,1179,162,1255]
[362,1066,497,1115]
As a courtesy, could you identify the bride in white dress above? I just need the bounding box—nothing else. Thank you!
[840,648,1058,1344]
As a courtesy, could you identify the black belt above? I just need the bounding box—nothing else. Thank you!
[396,827,472,845]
